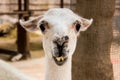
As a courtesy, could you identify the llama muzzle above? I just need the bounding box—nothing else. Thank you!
[52,36,69,66]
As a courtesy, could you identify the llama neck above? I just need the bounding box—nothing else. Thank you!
[45,56,72,80]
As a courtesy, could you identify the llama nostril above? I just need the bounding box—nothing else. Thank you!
[65,36,69,40]
[63,36,69,41]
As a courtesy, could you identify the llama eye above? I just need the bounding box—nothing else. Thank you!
[39,23,45,32]
[75,23,81,32]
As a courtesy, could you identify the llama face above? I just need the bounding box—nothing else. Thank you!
[20,8,93,66]
[40,19,78,66]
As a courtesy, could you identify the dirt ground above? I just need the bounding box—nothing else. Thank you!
[10,58,45,80]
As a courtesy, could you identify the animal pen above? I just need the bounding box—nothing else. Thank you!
[0,0,120,80]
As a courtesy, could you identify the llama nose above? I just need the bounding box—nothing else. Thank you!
[53,35,69,45]
[53,35,69,57]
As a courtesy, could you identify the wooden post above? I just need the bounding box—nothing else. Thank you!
[17,0,30,59]
[60,0,64,8]
[24,0,30,19]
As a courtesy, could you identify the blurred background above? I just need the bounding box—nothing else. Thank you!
[0,0,75,60]
[0,0,72,60]
[0,0,120,80]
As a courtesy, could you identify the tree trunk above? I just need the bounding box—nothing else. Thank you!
[72,0,115,80]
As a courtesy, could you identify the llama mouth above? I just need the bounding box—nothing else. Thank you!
[53,56,68,66]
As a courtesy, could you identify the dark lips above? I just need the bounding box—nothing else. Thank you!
[53,56,68,66]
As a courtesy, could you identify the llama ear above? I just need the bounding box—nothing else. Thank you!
[19,16,43,32]
[80,18,93,31]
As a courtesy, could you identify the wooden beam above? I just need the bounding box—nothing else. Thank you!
[17,0,30,59]
[60,0,64,8]
[0,48,18,56]
[0,11,30,15]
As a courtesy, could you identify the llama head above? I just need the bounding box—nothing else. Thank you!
[20,8,93,66]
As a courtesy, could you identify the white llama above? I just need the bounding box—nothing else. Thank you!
[20,8,93,80]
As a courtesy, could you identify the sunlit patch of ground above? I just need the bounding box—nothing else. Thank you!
[10,58,45,80]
